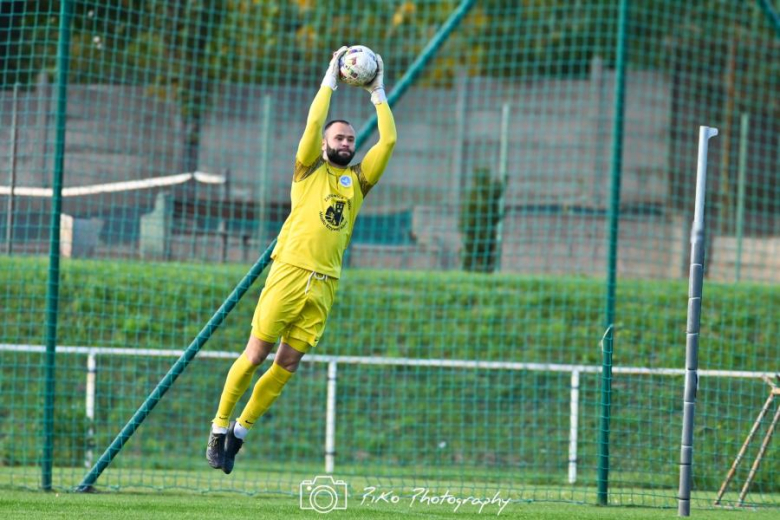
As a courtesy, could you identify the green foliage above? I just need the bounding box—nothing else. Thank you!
[7,0,779,88]
[460,167,504,273]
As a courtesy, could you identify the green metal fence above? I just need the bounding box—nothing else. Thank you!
[1,0,778,511]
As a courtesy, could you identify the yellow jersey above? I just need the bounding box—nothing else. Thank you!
[271,86,396,278]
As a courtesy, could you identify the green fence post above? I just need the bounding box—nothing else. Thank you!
[598,0,629,506]
[757,0,780,38]
[41,0,74,492]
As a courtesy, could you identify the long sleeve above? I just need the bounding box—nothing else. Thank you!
[358,102,397,193]
[295,86,333,167]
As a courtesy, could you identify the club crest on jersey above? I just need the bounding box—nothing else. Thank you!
[339,174,352,188]
[320,194,352,232]
[325,200,345,226]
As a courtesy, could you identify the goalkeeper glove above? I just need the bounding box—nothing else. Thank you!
[363,54,386,105]
[322,46,348,91]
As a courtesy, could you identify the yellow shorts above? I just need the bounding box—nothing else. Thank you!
[251,261,338,353]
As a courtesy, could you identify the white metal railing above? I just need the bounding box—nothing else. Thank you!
[1,343,774,482]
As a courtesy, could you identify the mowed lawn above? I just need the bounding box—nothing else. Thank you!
[1,489,778,519]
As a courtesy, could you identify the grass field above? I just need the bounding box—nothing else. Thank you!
[2,488,780,519]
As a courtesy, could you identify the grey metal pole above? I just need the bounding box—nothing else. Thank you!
[325,361,338,474]
[258,94,272,245]
[5,83,20,255]
[452,72,467,269]
[84,352,97,469]
[220,168,230,263]
[494,103,510,272]
[678,125,718,517]
[734,113,748,282]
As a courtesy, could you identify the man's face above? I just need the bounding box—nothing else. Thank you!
[323,123,356,166]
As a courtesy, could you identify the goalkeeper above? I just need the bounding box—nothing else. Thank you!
[207,47,396,474]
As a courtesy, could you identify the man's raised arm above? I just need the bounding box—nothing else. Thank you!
[296,47,348,167]
[358,55,397,194]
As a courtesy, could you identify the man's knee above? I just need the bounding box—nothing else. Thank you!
[244,334,274,365]
[275,342,306,372]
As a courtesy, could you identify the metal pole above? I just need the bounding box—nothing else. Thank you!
[451,70,466,259]
[258,94,272,246]
[6,83,20,255]
[220,168,230,263]
[325,361,338,474]
[42,0,74,491]
[37,73,50,189]
[678,125,718,517]
[85,352,97,469]
[598,0,629,506]
[568,370,580,484]
[494,103,510,272]
[77,239,277,491]
[757,0,780,38]
[734,113,748,282]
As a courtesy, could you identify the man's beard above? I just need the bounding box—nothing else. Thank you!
[326,144,354,166]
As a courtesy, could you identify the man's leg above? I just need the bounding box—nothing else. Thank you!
[230,272,335,440]
[221,341,307,474]
[214,334,275,427]
[237,341,305,426]
[206,334,274,469]
[220,264,334,473]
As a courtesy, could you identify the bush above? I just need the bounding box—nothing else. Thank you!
[460,167,505,273]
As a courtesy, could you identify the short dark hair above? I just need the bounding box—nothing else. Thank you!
[323,119,352,135]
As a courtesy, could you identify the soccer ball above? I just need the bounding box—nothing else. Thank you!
[339,45,378,87]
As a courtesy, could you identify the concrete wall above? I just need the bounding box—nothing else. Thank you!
[0,66,670,207]
[1,67,777,282]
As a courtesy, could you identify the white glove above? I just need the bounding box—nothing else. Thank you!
[363,54,386,105]
[322,46,348,91]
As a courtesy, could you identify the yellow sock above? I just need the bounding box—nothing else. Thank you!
[213,353,258,429]
[237,363,293,429]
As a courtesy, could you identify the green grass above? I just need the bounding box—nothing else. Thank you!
[2,488,779,519]
[1,256,777,367]
[1,256,779,505]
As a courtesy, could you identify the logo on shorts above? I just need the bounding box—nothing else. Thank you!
[339,174,352,188]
